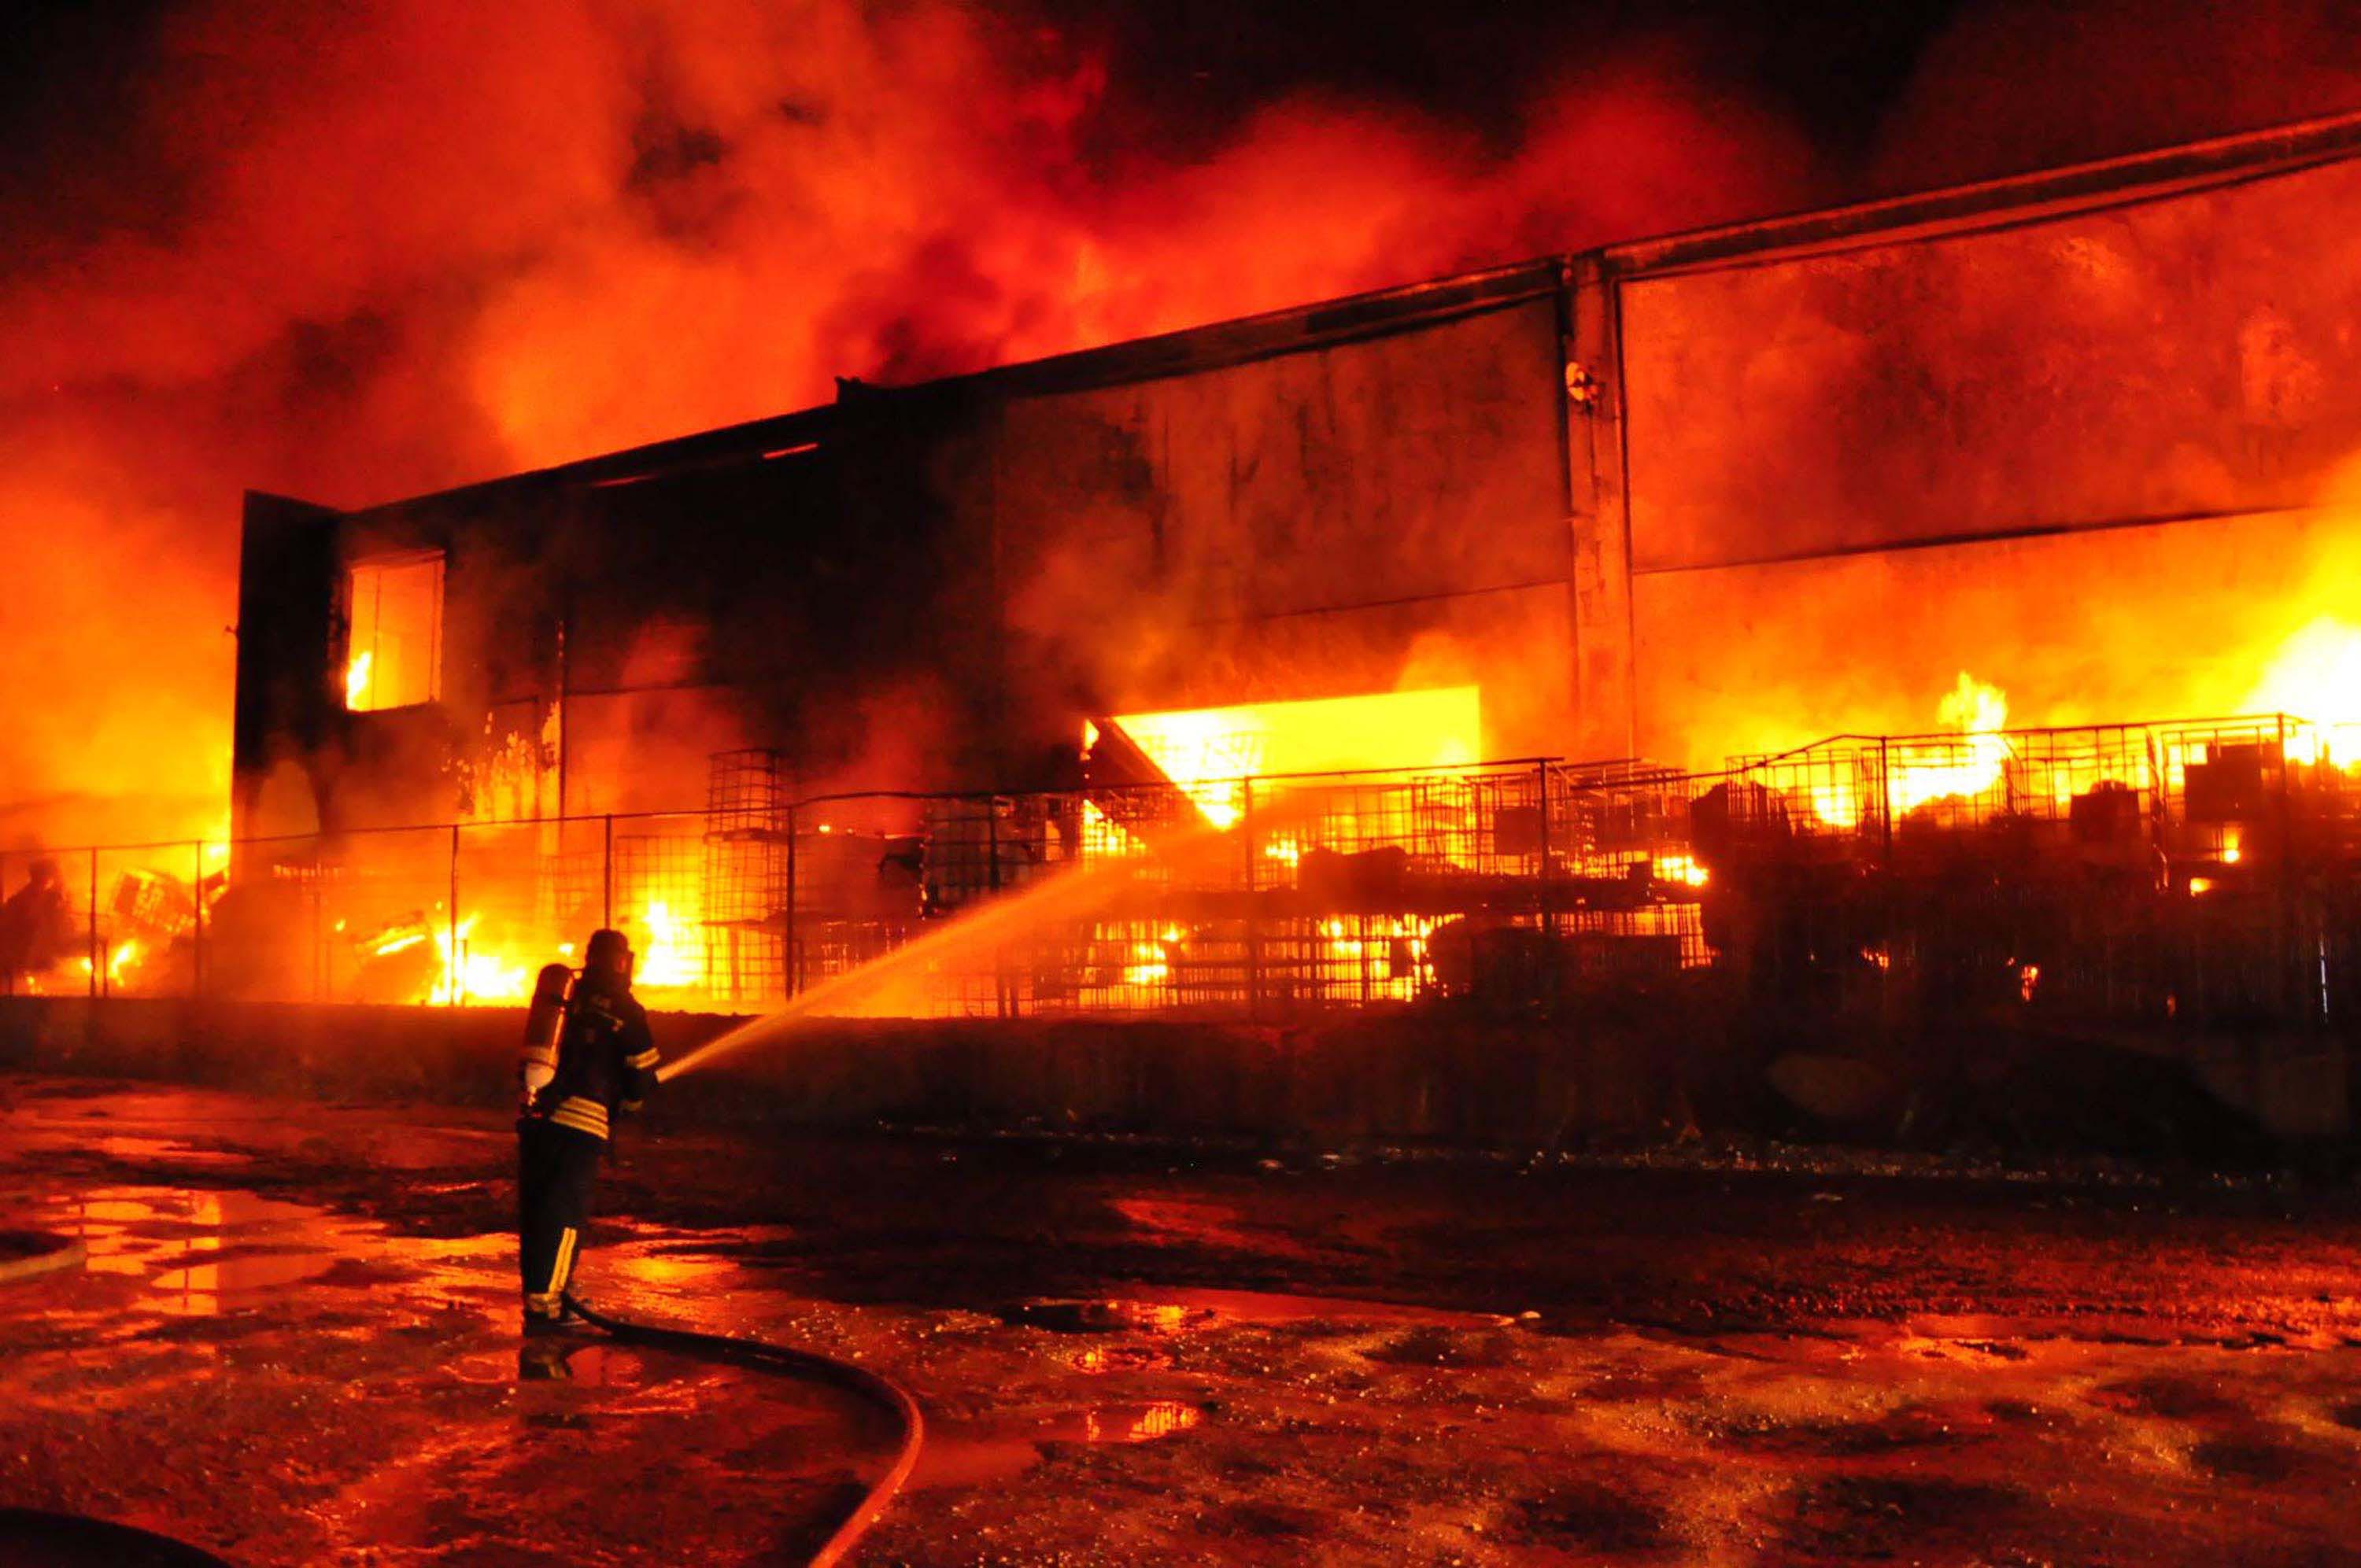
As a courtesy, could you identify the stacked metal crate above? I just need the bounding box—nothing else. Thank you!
[701,751,792,1009]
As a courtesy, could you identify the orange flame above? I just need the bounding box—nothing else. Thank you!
[1887,673,2013,818]
[430,915,530,1005]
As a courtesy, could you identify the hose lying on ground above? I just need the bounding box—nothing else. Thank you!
[562,1289,925,1568]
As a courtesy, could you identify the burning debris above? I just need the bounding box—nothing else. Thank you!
[20,633,2361,1086]
[0,848,230,999]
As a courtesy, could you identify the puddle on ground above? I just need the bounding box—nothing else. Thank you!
[32,1186,387,1313]
[2,1089,508,1175]
[452,1342,660,1387]
[1066,1341,1176,1374]
[956,1286,1504,1484]
[352,1125,511,1171]
[999,1298,1217,1334]
[0,1106,263,1170]
[999,1286,1499,1335]
[87,1135,250,1168]
[150,1249,342,1313]
[918,1400,1207,1490]
[611,1250,755,1295]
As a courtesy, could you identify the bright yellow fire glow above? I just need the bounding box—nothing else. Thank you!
[1122,941,1170,987]
[2247,618,2361,766]
[344,649,373,707]
[430,915,530,1005]
[1106,687,1481,828]
[1653,854,1709,887]
[1801,672,2012,829]
[635,899,702,991]
[1811,780,1863,830]
[1888,672,2012,818]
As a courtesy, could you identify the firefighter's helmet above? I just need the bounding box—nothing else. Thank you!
[583,928,634,983]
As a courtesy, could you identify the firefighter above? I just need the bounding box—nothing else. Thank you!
[517,928,660,1334]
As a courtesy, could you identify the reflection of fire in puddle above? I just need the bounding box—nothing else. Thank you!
[917,1401,1206,1491]
[150,1249,341,1313]
[39,1187,379,1313]
[616,1250,750,1293]
[88,1135,249,1168]
[1001,1288,1498,1336]
[1070,1343,1174,1374]
[452,1345,653,1387]
[999,1298,1213,1334]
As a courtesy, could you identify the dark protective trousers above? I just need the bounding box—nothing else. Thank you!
[518,1118,603,1324]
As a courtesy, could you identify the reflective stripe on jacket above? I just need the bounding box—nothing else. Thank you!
[526,981,658,1142]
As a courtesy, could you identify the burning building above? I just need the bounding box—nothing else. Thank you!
[35,107,2315,1133]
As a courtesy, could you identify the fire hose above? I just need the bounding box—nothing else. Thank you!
[560,1288,924,1568]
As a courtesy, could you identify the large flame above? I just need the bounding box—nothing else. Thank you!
[1802,671,2012,829]
[2247,618,2361,766]
[634,898,704,991]
[1888,672,2013,818]
[361,913,531,1005]
[431,916,530,1005]
[343,650,374,710]
[1106,686,1481,829]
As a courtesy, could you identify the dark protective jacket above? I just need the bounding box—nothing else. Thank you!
[528,978,659,1142]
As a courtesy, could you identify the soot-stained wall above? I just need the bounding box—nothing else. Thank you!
[232,119,2361,840]
[976,296,1574,762]
[232,275,1582,838]
[1618,151,2361,764]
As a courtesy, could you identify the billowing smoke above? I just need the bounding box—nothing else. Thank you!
[0,0,1827,849]
[1871,0,2361,191]
[7,0,2359,848]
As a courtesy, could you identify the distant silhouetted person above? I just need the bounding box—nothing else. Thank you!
[0,860,74,990]
[516,928,660,1334]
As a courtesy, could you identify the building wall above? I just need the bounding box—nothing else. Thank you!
[1616,153,2361,764]
[232,290,1583,836]
[232,131,2361,839]
[976,296,1575,761]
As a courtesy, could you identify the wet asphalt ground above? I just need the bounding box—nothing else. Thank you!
[5,1072,2361,1563]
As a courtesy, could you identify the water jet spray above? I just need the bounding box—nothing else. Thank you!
[660,817,1234,1084]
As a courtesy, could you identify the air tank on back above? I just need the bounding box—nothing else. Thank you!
[517,962,573,1113]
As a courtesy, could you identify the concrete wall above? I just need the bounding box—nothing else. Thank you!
[4,994,2333,1151]
[1624,158,2361,566]
[0,997,1694,1150]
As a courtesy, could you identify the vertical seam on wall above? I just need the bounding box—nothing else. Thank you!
[1610,274,1639,760]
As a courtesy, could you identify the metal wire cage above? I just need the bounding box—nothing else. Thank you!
[13,703,2358,1035]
